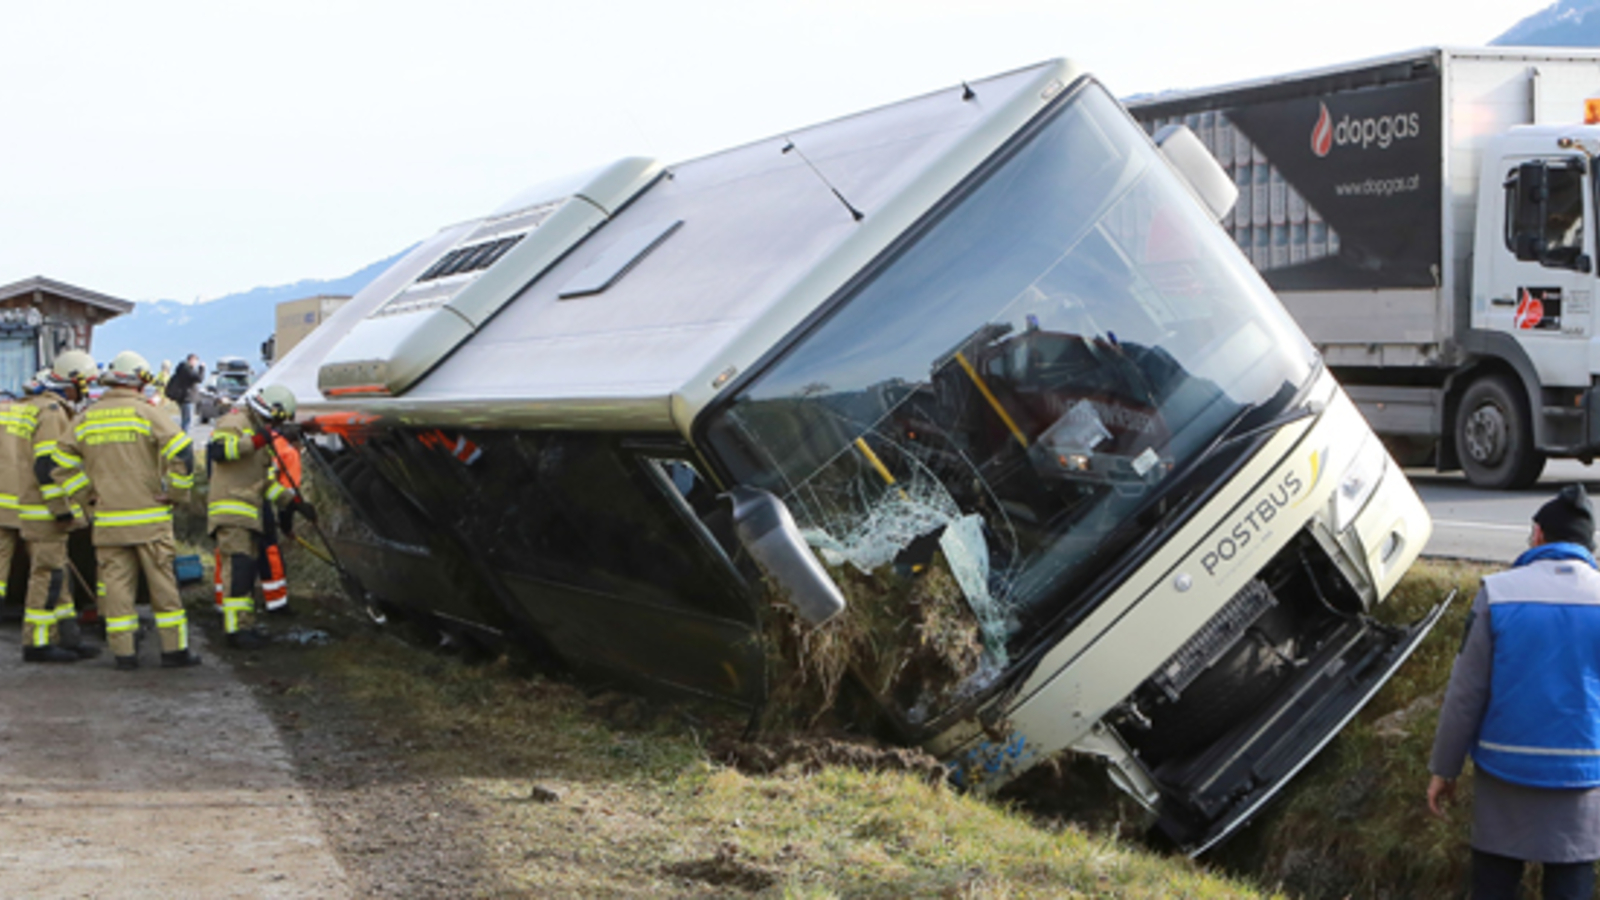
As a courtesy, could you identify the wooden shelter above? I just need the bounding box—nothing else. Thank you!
[0,276,134,394]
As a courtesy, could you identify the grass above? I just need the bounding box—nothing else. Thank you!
[264,604,1276,897]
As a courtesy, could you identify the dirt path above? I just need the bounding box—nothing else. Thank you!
[0,623,350,899]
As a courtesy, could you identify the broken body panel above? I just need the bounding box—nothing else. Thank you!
[259,59,1436,852]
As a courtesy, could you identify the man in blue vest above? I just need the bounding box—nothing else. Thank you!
[1429,484,1600,899]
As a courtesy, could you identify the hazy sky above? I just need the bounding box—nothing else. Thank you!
[0,0,1551,303]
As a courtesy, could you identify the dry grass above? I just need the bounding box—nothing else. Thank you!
[763,554,991,734]
[280,616,1274,898]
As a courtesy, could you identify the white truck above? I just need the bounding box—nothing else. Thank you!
[260,58,1438,852]
[1129,47,1600,488]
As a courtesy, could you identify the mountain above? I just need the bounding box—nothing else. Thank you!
[94,249,408,375]
[1494,1,1600,45]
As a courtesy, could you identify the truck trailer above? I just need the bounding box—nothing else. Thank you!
[259,58,1439,852]
[1130,46,1600,488]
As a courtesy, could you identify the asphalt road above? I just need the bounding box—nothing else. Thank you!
[0,625,351,898]
[1410,458,1600,564]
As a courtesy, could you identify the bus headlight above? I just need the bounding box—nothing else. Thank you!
[1332,435,1387,533]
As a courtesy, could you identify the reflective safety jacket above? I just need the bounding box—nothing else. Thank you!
[18,392,87,541]
[206,407,295,534]
[0,396,32,529]
[52,387,193,547]
[1473,558,1600,788]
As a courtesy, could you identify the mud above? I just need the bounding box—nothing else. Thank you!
[711,733,951,786]
[223,605,497,898]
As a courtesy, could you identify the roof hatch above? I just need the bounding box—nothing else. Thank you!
[317,156,663,398]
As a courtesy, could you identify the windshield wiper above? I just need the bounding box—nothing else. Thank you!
[1212,399,1324,453]
[1132,396,1325,541]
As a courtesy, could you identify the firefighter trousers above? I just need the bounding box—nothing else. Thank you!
[214,515,287,614]
[99,536,187,658]
[23,538,72,649]
[215,526,259,634]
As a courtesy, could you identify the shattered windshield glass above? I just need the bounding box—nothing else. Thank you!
[703,84,1315,716]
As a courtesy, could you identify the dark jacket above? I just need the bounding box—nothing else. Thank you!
[165,361,204,403]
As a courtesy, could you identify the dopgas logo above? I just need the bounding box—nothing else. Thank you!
[1310,101,1422,158]
[1200,448,1328,577]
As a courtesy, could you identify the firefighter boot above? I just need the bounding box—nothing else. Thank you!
[160,649,203,668]
[227,628,271,650]
[23,645,80,663]
[57,617,102,659]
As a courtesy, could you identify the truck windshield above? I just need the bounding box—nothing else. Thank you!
[703,83,1316,673]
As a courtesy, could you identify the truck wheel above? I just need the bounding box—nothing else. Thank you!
[1456,375,1545,489]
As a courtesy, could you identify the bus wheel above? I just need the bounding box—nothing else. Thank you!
[1456,375,1545,489]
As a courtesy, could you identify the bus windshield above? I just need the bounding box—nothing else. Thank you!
[702,83,1317,709]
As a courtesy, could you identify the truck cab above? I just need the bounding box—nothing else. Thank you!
[1466,125,1600,485]
[1128,47,1600,488]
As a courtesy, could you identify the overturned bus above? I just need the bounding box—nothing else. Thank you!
[258,58,1441,853]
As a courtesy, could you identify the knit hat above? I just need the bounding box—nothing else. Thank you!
[1534,484,1595,550]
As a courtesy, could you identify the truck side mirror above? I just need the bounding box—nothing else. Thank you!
[1510,161,1550,263]
[727,486,846,625]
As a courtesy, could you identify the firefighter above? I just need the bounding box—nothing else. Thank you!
[18,352,99,662]
[207,384,314,649]
[261,430,301,614]
[52,350,199,670]
[0,380,31,652]
[215,431,299,618]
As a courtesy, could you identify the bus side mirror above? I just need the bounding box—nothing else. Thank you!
[1510,161,1550,263]
[727,486,846,625]
[1153,124,1238,221]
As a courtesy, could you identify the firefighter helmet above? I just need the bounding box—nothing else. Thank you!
[103,350,153,388]
[47,350,98,391]
[246,384,296,425]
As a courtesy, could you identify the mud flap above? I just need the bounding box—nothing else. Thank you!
[1155,592,1454,855]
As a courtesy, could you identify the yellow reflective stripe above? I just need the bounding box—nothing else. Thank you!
[54,605,75,621]
[96,580,106,598]
[265,482,288,502]
[219,431,242,460]
[0,492,17,510]
[161,433,192,461]
[25,609,53,647]
[154,610,187,626]
[106,615,138,634]
[76,419,152,438]
[51,449,82,468]
[222,598,253,611]
[61,472,89,494]
[33,440,57,457]
[95,507,173,527]
[168,473,195,489]
[40,483,64,499]
[209,500,259,518]
[19,504,54,521]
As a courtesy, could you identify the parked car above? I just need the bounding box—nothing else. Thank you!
[197,357,252,423]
